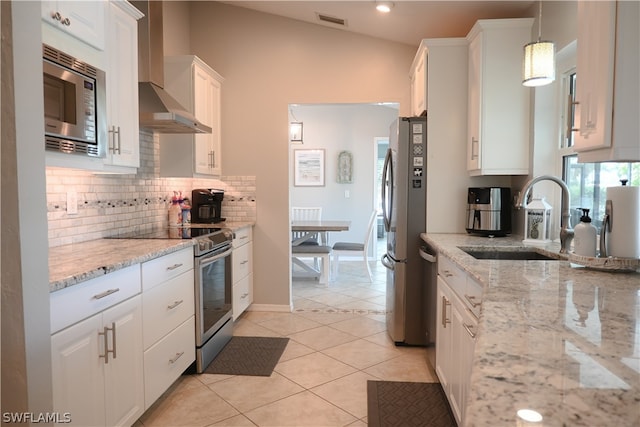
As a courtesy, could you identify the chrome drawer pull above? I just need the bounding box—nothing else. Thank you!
[241,293,249,299]
[464,294,481,308]
[166,263,183,271]
[467,307,479,322]
[463,322,476,339]
[240,260,249,265]
[93,288,120,300]
[167,300,184,310]
[169,352,185,364]
[441,296,451,327]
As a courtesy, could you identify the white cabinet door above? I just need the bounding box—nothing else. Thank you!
[435,277,452,392]
[103,296,144,427]
[575,1,640,162]
[410,47,427,117]
[161,56,224,178]
[42,0,106,50]
[104,1,143,170]
[51,313,105,427]
[231,227,253,319]
[51,295,143,427]
[466,19,533,175]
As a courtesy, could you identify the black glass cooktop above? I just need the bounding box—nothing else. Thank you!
[109,227,222,240]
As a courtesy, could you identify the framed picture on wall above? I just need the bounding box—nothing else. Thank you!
[294,149,325,186]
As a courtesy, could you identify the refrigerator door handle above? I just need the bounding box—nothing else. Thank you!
[381,253,395,270]
[381,148,394,232]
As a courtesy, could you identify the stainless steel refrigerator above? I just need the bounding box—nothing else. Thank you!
[381,116,433,347]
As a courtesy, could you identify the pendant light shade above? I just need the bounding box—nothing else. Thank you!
[522,1,555,87]
[522,40,555,87]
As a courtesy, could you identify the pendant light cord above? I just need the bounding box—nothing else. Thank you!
[537,1,543,42]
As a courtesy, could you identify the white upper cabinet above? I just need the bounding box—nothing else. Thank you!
[574,1,640,162]
[410,49,427,117]
[466,19,533,176]
[42,0,107,51]
[103,0,144,171]
[160,56,224,178]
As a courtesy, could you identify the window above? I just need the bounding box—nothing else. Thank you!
[561,71,640,232]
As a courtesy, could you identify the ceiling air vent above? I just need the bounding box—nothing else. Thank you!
[316,13,347,27]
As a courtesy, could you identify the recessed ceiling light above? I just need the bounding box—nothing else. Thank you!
[376,1,394,13]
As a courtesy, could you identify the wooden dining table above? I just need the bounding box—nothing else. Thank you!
[291,220,351,281]
[291,220,351,246]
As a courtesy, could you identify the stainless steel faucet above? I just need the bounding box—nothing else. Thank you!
[516,175,574,253]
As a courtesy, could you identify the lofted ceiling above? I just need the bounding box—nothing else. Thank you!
[219,1,536,47]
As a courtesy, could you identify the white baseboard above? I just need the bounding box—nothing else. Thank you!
[247,303,292,313]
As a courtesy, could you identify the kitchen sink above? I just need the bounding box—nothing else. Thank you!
[459,247,561,261]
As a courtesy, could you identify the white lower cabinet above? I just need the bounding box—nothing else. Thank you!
[51,294,144,427]
[141,248,196,409]
[436,257,479,427]
[232,226,253,319]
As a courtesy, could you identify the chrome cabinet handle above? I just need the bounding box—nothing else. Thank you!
[169,352,185,364]
[241,293,249,299]
[464,294,481,308]
[62,17,70,26]
[467,307,479,322]
[441,296,451,328]
[166,263,183,271]
[51,11,62,21]
[471,137,479,160]
[240,260,249,265]
[98,322,116,363]
[115,126,121,154]
[463,322,476,339]
[167,300,184,310]
[93,288,120,300]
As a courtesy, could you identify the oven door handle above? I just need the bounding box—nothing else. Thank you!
[199,247,233,267]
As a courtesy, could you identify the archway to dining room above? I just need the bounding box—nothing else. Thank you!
[287,102,398,314]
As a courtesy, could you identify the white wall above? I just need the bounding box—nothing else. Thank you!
[289,103,398,250]
[184,1,416,308]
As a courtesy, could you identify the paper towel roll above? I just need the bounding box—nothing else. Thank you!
[606,184,640,259]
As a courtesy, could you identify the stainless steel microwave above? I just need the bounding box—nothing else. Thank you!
[43,44,106,157]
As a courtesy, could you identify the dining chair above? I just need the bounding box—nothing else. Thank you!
[292,207,323,245]
[331,211,377,283]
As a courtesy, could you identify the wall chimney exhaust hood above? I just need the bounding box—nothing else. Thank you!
[133,1,211,134]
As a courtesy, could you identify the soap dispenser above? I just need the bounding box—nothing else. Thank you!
[573,208,597,257]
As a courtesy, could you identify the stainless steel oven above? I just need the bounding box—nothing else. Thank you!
[194,238,233,373]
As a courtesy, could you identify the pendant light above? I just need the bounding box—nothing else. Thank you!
[522,1,555,87]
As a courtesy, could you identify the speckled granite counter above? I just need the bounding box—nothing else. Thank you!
[49,239,195,292]
[421,233,640,427]
[49,221,255,292]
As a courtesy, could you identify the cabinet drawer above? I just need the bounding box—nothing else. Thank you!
[232,226,252,248]
[232,273,253,320]
[232,242,252,282]
[142,270,195,349]
[51,264,141,334]
[142,248,193,291]
[438,255,467,297]
[143,316,195,410]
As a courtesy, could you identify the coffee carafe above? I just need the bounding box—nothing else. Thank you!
[600,179,640,258]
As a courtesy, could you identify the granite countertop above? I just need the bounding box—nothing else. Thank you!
[421,233,640,427]
[49,221,255,292]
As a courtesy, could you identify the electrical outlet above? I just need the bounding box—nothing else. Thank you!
[67,190,78,215]
[344,190,350,198]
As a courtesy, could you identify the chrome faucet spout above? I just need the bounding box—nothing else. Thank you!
[516,175,574,253]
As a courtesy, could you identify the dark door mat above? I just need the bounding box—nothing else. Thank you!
[367,381,456,427]
[203,336,289,376]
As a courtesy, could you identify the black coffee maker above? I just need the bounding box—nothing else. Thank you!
[191,189,225,223]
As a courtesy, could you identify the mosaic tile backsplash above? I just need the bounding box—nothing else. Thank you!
[47,131,256,247]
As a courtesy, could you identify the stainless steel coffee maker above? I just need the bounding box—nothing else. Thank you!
[466,187,511,236]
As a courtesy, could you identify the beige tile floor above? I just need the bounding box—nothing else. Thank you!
[136,242,438,426]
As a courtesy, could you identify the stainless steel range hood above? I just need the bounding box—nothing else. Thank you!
[133,1,211,134]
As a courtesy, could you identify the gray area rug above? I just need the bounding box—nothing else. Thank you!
[203,336,289,376]
[367,381,456,427]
